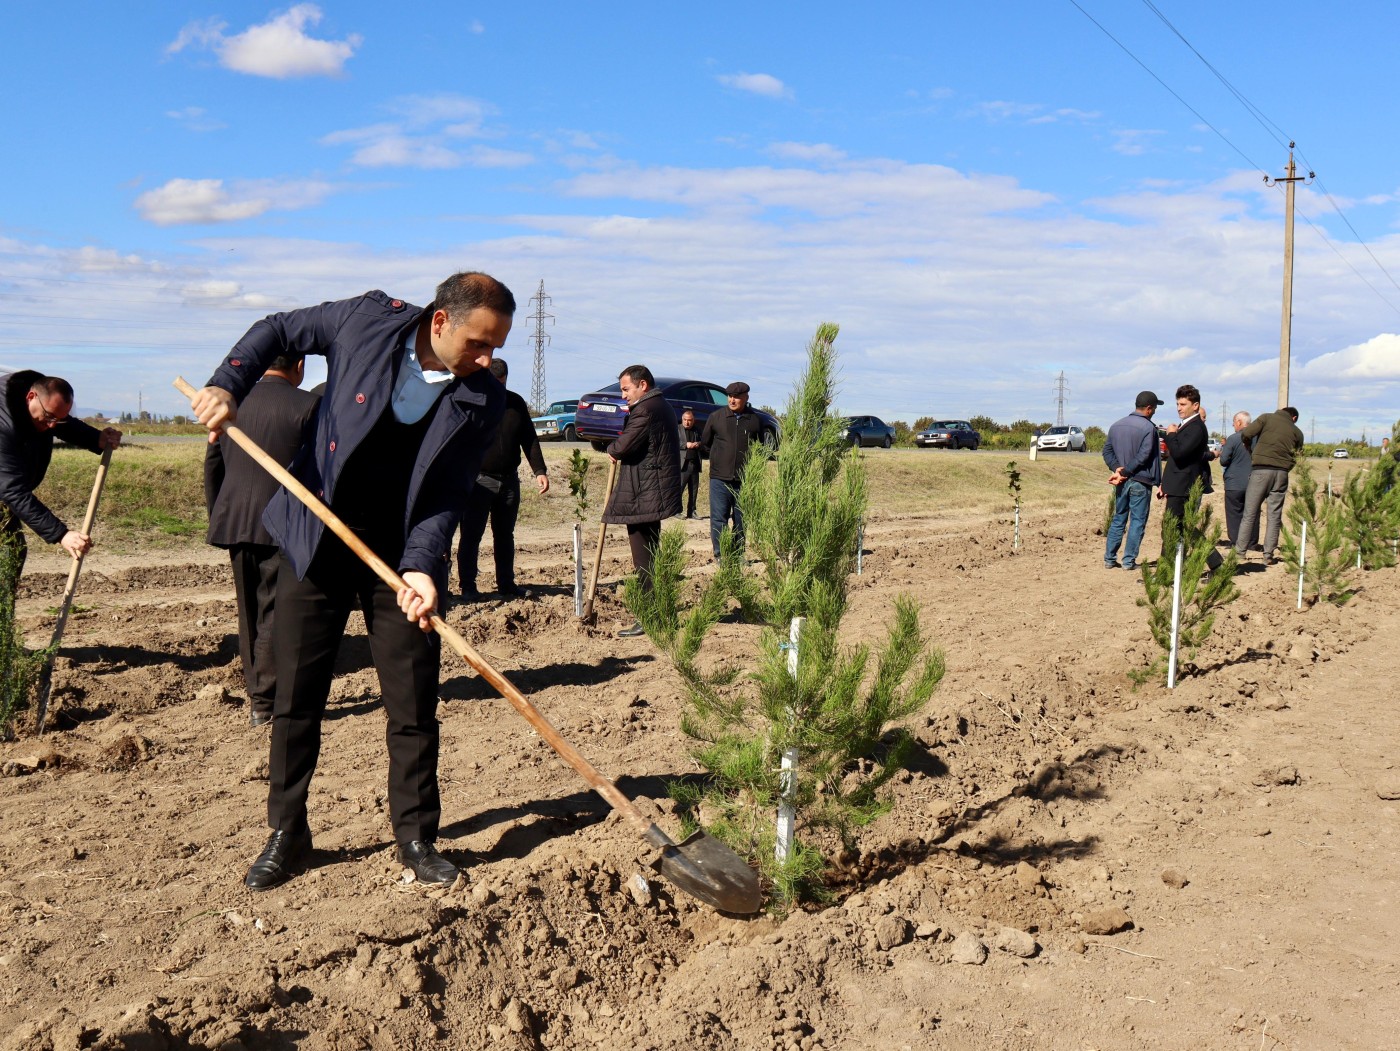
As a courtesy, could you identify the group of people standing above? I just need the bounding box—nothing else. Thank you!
[1103,384,1305,572]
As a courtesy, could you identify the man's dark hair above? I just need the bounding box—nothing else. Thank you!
[1282,406,1299,421]
[28,375,74,403]
[488,358,508,381]
[1175,384,1201,404]
[269,354,304,372]
[619,364,655,389]
[434,271,516,323]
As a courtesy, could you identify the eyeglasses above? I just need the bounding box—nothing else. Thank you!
[31,398,67,426]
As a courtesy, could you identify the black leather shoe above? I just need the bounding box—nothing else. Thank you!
[398,840,460,885]
[499,585,532,599]
[249,709,272,728]
[245,828,310,891]
[617,621,645,638]
[460,587,482,603]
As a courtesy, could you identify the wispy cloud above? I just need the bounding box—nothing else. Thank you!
[134,177,336,226]
[1112,129,1165,156]
[973,100,1100,125]
[717,72,792,100]
[322,94,532,169]
[167,4,360,79]
[766,142,847,164]
[165,106,226,132]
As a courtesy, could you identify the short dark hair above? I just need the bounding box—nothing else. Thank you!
[269,354,304,372]
[1175,384,1201,404]
[434,271,516,324]
[1282,406,1299,421]
[488,358,508,381]
[31,376,74,403]
[619,364,655,388]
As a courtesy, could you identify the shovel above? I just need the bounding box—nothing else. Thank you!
[173,377,760,914]
[36,446,113,735]
[579,457,618,624]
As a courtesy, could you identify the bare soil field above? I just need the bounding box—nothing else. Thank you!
[2,452,1397,1050]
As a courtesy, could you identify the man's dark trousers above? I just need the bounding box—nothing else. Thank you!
[457,474,521,593]
[268,535,442,844]
[1224,489,1259,549]
[679,460,700,517]
[229,543,281,715]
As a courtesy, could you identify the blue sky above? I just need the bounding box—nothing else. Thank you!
[3,1,1399,440]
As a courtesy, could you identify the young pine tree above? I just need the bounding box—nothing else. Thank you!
[1339,456,1400,570]
[0,538,45,740]
[626,323,945,905]
[1278,459,1355,605]
[1132,479,1239,684]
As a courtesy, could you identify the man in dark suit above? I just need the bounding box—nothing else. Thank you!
[1159,383,1222,572]
[678,408,702,519]
[204,354,320,727]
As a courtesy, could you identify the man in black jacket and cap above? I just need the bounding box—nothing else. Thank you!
[0,371,121,584]
[699,381,762,560]
[601,364,680,638]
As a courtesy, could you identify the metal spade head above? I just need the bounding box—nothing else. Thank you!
[645,824,762,914]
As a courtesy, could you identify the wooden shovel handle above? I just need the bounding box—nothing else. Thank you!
[172,377,651,831]
[581,458,618,619]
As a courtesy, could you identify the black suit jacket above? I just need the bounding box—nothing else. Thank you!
[1161,413,1213,498]
[205,376,320,547]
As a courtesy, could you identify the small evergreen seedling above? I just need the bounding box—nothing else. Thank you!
[628,323,945,907]
[566,449,592,522]
[1006,461,1022,551]
[1132,479,1238,685]
[1278,459,1354,605]
[1339,457,1400,570]
[0,539,46,740]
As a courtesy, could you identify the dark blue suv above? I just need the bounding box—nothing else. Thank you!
[575,378,781,451]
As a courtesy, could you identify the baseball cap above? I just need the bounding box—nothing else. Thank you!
[1135,390,1164,408]
[725,381,750,397]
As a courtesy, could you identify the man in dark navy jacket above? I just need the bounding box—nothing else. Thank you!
[191,271,514,892]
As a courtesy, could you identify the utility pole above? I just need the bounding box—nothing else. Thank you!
[1220,399,1227,439]
[1266,145,1313,409]
[1052,370,1069,427]
[526,281,553,414]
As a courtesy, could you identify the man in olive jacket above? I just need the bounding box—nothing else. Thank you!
[602,364,680,637]
[1234,406,1304,565]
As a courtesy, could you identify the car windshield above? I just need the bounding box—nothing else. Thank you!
[1047,427,1068,434]
[546,402,572,414]
[933,421,954,429]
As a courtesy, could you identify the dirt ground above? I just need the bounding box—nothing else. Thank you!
[2,479,1398,1050]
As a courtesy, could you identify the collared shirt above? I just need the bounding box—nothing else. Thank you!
[390,330,452,424]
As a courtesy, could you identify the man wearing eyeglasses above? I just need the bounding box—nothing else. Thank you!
[0,371,122,576]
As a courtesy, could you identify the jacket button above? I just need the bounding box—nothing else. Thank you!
[317,489,324,497]
[391,300,403,308]
[328,441,336,452]
[230,358,241,367]
[355,393,366,404]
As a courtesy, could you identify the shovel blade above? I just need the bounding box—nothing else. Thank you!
[648,826,762,914]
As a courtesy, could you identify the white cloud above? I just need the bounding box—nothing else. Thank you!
[167,4,360,79]
[134,177,335,226]
[1112,129,1165,157]
[322,95,526,169]
[1299,333,1400,381]
[766,142,847,164]
[717,72,791,100]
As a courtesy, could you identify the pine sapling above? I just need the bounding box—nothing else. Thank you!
[1278,459,1354,605]
[1339,457,1400,570]
[627,323,945,906]
[1131,479,1239,685]
[0,539,46,740]
[1006,460,1022,551]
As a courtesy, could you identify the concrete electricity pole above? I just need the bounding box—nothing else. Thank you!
[1266,146,1313,409]
[527,281,553,415]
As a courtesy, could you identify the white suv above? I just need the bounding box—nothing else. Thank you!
[1034,425,1087,452]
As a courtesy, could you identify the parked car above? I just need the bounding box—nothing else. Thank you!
[532,399,579,442]
[574,378,781,452]
[1332,448,1349,459]
[914,420,980,450]
[1207,437,1222,456]
[842,415,896,448]
[1034,425,1087,452]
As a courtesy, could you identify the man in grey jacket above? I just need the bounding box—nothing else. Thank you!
[1216,411,1258,551]
[1101,391,1163,570]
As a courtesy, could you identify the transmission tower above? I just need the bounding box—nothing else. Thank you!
[1052,370,1070,426]
[526,281,553,414]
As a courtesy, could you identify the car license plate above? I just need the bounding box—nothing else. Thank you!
[593,404,617,413]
